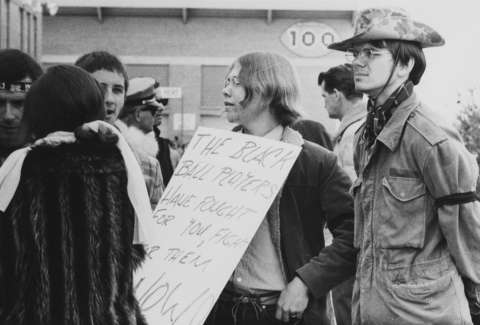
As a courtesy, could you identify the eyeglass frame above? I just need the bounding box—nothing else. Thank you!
[224,75,241,88]
[345,47,391,63]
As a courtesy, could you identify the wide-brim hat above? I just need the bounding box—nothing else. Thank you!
[328,7,445,51]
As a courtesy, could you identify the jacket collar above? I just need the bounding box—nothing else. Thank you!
[234,125,304,147]
[375,91,420,151]
[336,101,367,139]
[281,126,304,146]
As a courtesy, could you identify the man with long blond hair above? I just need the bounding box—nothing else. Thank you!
[205,52,356,325]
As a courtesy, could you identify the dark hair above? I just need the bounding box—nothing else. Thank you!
[75,51,129,91]
[369,40,426,85]
[318,64,363,100]
[228,52,301,126]
[24,65,105,139]
[0,49,43,82]
[291,119,333,150]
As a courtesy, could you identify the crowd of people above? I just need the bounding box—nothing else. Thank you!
[0,6,480,325]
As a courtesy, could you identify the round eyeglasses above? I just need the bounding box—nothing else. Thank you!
[345,48,390,63]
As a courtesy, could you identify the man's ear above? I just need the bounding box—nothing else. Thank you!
[333,88,343,101]
[134,107,142,122]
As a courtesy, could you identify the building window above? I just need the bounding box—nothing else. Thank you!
[126,64,169,87]
[201,65,227,116]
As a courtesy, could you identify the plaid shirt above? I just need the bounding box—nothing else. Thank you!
[115,120,164,209]
[132,148,164,209]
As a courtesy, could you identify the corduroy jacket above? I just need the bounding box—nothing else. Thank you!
[209,127,356,325]
[282,131,357,324]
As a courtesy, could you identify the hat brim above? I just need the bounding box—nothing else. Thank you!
[328,22,445,51]
[328,32,369,52]
[136,98,163,109]
[144,100,162,108]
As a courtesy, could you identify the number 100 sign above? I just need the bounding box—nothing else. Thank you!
[280,22,339,57]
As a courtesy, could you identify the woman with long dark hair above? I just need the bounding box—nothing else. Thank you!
[0,65,149,325]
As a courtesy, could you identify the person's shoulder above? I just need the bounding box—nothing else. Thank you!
[26,141,123,175]
[302,139,333,155]
[406,103,461,147]
[342,118,365,141]
[299,139,338,170]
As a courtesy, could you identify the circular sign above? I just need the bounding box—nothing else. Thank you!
[280,22,339,57]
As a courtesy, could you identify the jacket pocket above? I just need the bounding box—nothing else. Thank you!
[389,272,468,324]
[391,271,452,303]
[384,257,465,324]
[351,177,363,248]
[378,176,426,249]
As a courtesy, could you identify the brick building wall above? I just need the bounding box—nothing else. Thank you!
[42,8,354,142]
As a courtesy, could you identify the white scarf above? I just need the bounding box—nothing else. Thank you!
[0,120,153,244]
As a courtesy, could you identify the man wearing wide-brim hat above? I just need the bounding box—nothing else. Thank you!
[328,7,480,325]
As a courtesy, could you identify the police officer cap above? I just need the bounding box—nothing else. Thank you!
[125,77,161,109]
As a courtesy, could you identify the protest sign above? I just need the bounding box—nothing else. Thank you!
[134,127,301,325]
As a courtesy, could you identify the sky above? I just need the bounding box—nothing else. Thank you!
[357,0,480,125]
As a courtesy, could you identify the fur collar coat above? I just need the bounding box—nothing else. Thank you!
[0,139,147,325]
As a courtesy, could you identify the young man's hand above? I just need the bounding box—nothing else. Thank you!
[275,276,309,322]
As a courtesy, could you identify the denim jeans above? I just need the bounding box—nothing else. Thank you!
[204,298,302,325]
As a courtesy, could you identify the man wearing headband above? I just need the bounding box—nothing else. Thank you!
[0,49,43,165]
[329,8,480,324]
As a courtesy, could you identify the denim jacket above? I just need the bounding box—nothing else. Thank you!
[352,92,480,324]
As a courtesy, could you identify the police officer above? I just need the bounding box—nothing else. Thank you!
[114,77,164,209]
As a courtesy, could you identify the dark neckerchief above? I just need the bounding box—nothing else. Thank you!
[363,81,414,147]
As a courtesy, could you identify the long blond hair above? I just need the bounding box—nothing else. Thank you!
[228,52,302,126]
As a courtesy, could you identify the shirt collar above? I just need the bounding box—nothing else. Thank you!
[236,124,303,146]
[375,91,420,151]
[263,124,284,141]
[336,100,367,138]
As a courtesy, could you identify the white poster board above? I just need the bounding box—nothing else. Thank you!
[134,127,301,325]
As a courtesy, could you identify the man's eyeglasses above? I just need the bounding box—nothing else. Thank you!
[345,48,390,63]
[224,75,241,88]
